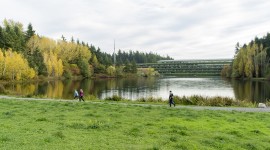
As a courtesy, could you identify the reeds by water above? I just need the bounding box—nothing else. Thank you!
[104,95,256,107]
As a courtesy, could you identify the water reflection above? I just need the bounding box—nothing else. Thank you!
[1,77,270,102]
[231,79,270,103]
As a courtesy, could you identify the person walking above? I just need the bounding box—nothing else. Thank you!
[169,91,175,107]
[79,89,85,102]
[74,89,79,100]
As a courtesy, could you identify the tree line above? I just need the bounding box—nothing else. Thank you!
[0,19,172,80]
[221,33,270,79]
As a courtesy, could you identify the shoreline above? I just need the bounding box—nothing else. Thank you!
[1,95,269,112]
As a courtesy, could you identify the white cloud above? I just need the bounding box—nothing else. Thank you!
[1,0,270,59]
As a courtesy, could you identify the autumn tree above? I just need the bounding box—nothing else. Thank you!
[57,41,91,65]
[106,66,116,76]
[0,49,35,80]
[43,50,63,77]
[221,65,232,78]
[0,49,5,78]
[230,41,269,78]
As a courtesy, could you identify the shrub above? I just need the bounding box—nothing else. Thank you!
[189,95,204,105]
[174,96,193,105]
[84,95,97,101]
[174,95,235,106]
[207,97,226,106]
[221,65,232,78]
[102,94,256,107]
[137,97,163,103]
[105,95,123,101]
[137,97,147,102]
[146,97,163,102]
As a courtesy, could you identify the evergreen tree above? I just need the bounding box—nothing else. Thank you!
[2,19,26,52]
[61,35,66,42]
[71,36,74,43]
[26,48,47,76]
[0,26,4,48]
[131,60,137,73]
[25,23,35,41]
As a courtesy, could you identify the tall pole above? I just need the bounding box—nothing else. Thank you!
[114,39,116,68]
[261,48,263,76]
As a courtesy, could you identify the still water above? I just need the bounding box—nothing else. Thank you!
[1,77,270,102]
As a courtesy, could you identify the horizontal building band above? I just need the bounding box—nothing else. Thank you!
[137,59,232,76]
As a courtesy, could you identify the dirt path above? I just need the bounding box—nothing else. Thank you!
[1,95,270,112]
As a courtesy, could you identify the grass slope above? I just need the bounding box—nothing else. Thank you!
[0,99,270,150]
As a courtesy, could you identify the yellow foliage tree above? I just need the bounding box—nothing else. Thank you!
[26,35,40,54]
[38,36,57,53]
[244,45,254,78]
[0,49,36,80]
[57,59,64,77]
[57,41,92,64]
[92,54,99,66]
[43,50,64,77]
[33,37,91,77]
[106,66,116,76]
[0,50,5,77]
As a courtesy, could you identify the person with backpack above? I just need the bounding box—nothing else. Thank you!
[169,91,175,107]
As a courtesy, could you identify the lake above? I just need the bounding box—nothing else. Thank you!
[1,77,270,102]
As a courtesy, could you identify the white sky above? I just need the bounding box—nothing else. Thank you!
[1,0,270,59]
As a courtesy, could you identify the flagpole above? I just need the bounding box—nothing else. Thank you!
[114,39,116,68]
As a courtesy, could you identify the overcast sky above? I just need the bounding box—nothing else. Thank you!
[1,0,270,59]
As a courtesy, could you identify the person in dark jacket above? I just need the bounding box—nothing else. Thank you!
[169,91,175,107]
[79,89,85,102]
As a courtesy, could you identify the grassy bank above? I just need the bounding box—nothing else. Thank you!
[1,99,270,149]
[103,95,257,107]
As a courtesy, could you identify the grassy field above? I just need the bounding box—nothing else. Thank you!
[1,99,270,150]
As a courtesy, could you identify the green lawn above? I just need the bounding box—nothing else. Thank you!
[0,99,270,150]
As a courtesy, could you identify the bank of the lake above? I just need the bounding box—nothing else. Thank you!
[0,94,262,108]
[1,99,270,149]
